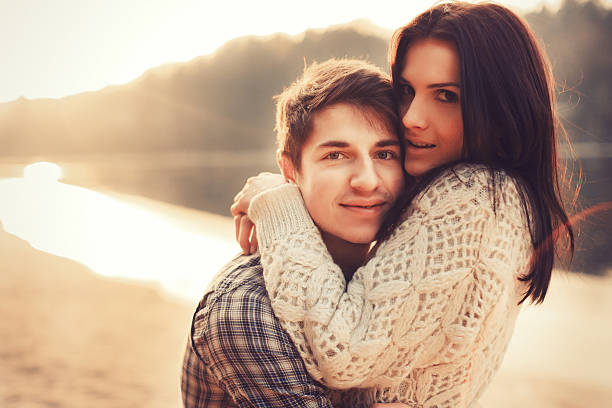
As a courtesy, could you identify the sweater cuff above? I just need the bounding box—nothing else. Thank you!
[248,183,317,249]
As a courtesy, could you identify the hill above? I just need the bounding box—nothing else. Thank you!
[0,1,609,156]
[0,24,389,156]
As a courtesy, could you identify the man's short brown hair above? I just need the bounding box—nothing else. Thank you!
[275,59,400,170]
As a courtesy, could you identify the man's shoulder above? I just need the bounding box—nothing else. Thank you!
[192,253,274,337]
[183,255,358,408]
[182,254,268,408]
[189,252,304,376]
[203,253,267,302]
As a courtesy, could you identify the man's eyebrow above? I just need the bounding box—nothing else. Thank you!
[376,139,401,148]
[316,141,350,149]
[316,139,400,149]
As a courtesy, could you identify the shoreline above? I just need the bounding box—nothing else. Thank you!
[1,194,611,407]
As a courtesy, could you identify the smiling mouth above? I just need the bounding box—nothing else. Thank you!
[406,139,436,149]
[340,203,385,209]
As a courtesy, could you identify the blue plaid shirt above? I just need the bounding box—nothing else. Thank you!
[181,254,367,407]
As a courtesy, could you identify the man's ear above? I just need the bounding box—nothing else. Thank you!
[276,149,297,183]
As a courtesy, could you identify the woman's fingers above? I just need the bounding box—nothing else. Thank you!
[234,213,258,254]
[250,228,258,254]
[234,214,242,243]
[231,172,285,217]
[230,192,247,217]
[231,172,285,249]
[238,214,255,254]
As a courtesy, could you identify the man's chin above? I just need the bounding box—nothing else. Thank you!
[319,225,379,248]
[339,231,378,246]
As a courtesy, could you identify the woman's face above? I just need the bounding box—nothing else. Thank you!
[398,37,464,177]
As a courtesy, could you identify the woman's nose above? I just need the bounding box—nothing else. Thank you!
[401,98,427,130]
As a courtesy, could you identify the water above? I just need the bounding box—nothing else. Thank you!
[1,146,610,291]
[0,175,241,302]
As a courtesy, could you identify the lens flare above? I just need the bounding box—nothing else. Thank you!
[23,162,63,182]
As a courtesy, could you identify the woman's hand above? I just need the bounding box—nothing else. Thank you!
[230,172,286,254]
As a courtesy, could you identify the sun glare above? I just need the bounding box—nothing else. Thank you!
[23,162,63,182]
[0,173,238,302]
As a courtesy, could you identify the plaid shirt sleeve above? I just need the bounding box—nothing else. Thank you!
[184,262,335,408]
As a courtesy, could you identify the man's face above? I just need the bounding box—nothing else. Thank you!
[284,103,404,246]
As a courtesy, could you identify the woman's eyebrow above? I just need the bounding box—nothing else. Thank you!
[427,82,460,88]
[398,78,460,88]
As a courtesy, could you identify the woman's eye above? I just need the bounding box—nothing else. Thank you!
[397,86,415,110]
[400,85,415,99]
[401,85,414,95]
[437,89,459,103]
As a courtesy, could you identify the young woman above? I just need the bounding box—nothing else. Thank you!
[231,2,575,407]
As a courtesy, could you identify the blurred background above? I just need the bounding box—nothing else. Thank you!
[0,0,610,407]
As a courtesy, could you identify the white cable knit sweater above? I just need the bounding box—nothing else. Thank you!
[248,165,532,408]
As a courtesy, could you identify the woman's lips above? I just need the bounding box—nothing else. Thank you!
[406,139,436,148]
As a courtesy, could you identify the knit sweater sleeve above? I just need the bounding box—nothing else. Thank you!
[248,166,531,391]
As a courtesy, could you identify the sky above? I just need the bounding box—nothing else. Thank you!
[0,0,606,103]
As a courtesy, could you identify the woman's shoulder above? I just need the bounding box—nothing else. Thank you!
[435,163,516,187]
[416,163,524,212]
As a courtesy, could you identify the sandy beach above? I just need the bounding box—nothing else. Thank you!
[1,198,611,407]
[0,223,193,408]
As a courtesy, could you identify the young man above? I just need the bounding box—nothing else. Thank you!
[181,59,404,407]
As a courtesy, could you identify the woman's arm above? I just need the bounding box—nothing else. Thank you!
[230,172,286,254]
[249,167,530,389]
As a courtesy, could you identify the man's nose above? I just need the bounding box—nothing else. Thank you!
[401,97,427,130]
[350,158,380,192]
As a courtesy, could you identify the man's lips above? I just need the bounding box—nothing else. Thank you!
[340,202,386,209]
[339,202,388,216]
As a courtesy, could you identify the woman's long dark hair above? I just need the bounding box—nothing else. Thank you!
[380,1,576,304]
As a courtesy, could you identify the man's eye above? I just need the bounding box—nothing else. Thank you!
[438,89,459,103]
[376,151,396,160]
[324,152,343,160]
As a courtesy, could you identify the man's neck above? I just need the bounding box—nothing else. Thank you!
[320,232,370,283]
